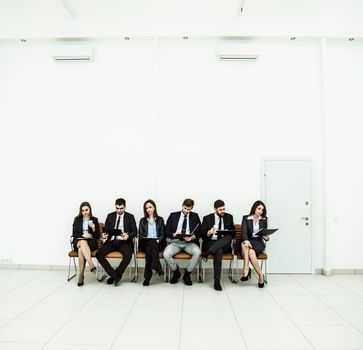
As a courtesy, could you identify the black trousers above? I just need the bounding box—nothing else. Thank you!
[138,239,163,279]
[204,235,233,280]
[96,241,133,278]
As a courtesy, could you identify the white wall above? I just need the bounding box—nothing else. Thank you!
[0,37,332,269]
[323,38,363,270]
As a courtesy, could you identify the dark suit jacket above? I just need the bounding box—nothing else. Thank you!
[201,212,235,243]
[242,215,268,242]
[165,211,201,242]
[72,216,100,240]
[138,216,165,242]
[104,211,137,243]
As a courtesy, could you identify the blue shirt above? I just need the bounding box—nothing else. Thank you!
[147,218,158,239]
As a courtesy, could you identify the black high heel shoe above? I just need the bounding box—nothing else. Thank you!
[258,274,267,288]
[240,268,252,282]
[77,278,84,287]
[90,267,97,274]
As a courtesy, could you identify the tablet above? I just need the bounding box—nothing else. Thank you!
[256,228,278,236]
[216,229,236,236]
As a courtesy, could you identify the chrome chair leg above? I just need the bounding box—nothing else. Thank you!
[67,256,77,282]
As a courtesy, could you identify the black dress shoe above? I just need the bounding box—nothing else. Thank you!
[143,278,150,286]
[214,279,222,291]
[201,251,209,262]
[90,267,97,274]
[182,269,193,286]
[240,268,252,282]
[106,277,114,285]
[114,274,122,286]
[170,267,181,284]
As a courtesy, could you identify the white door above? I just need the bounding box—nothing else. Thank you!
[263,160,312,273]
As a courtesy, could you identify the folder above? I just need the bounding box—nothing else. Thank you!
[256,228,278,236]
[216,229,236,236]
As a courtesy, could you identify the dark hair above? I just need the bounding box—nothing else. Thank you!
[78,201,93,217]
[143,199,159,219]
[248,200,267,217]
[182,198,194,208]
[214,199,225,209]
[115,198,126,206]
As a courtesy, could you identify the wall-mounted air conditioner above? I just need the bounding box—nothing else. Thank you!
[53,44,94,62]
[217,44,259,61]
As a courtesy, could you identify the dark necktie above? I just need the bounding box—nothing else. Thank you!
[116,216,120,230]
[181,215,187,234]
[218,216,223,230]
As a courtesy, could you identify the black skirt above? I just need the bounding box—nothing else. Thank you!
[250,237,266,255]
[73,238,98,251]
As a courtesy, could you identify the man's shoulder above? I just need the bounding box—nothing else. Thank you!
[202,213,214,221]
[124,212,135,219]
[189,211,200,219]
[224,213,234,220]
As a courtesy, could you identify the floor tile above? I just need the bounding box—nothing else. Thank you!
[0,342,44,350]
[299,325,363,348]
[234,306,293,326]
[285,306,349,326]
[50,321,122,346]
[240,325,313,349]
[180,324,246,349]
[0,319,65,343]
[1,269,363,350]
[113,325,180,348]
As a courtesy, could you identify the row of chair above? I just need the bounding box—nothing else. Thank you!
[67,224,268,284]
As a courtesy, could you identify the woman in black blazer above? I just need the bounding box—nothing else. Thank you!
[138,199,165,286]
[72,201,100,286]
[240,200,269,288]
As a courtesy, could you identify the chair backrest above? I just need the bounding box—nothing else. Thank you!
[233,224,242,255]
[97,223,105,249]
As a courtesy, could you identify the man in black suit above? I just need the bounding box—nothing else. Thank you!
[201,199,235,291]
[163,198,201,286]
[96,198,137,286]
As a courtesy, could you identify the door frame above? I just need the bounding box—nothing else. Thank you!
[261,157,315,274]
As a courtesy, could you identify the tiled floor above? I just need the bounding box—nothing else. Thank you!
[0,269,363,349]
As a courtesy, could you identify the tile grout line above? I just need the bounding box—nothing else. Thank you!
[290,274,363,335]
[107,284,145,350]
[178,283,185,350]
[263,274,317,350]
[223,278,250,350]
[327,275,363,299]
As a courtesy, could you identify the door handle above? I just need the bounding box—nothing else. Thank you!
[300,217,309,220]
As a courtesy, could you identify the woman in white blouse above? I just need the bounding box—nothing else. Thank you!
[72,202,100,286]
[240,200,269,288]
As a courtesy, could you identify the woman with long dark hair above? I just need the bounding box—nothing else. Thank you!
[72,201,100,286]
[240,200,269,288]
[138,199,165,286]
